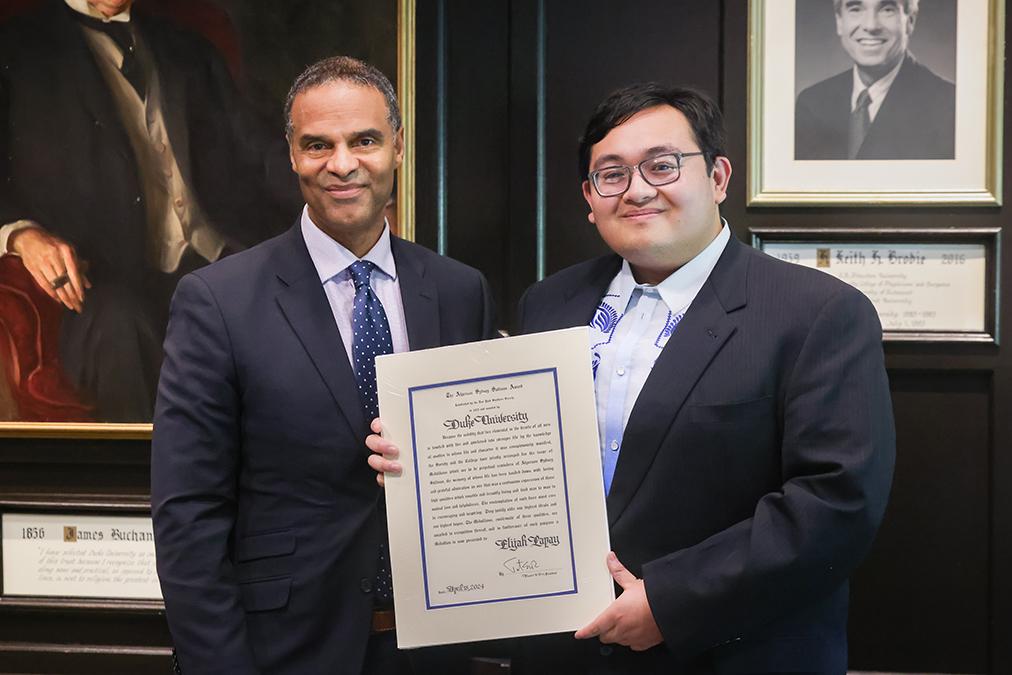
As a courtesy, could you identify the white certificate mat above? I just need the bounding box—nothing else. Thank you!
[377,327,613,648]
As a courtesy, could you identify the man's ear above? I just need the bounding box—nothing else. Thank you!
[710,156,732,206]
[393,126,405,166]
[288,138,298,172]
[906,10,917,35]
[582,180,596,224]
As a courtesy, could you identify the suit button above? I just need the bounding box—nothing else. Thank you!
[599,645,613,657]
[360,577,373,593]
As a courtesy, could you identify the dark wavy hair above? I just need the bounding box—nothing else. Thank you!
[578,83,726,180]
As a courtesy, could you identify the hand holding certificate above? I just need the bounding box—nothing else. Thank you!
[375,327,614,648]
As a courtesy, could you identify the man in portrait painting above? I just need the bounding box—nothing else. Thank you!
[795,0,956,160]
[0,0,296,421]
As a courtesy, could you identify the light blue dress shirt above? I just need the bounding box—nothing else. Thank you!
[300,206,410,362]
[590,223,731,493]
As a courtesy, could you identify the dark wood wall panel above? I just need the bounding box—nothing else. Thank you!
[415,0,512,326]
[441,1,511,310]
[849,371,991,673]
[0,440,149,497]
[0,645,170,675]
[542,1,722,275]
[719,2,1010,670]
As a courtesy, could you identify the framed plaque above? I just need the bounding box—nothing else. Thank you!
[748,0,1005,206]
[1,505,161,603]
[751,228,1000,343]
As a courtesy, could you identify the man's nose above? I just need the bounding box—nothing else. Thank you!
[623,169,658,203]
[859,9,882,31]
[326,144,359,177]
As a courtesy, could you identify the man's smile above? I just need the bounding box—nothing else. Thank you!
[621,208,665,220]
[324,183,367,199]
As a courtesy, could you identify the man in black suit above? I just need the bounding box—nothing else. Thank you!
[795,0,955,160]
[0,0,295,420]
[372,83,895,673]
[151,55,496,674]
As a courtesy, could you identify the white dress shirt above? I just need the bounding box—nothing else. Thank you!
[590,222,731,492]
[850,56,904,123]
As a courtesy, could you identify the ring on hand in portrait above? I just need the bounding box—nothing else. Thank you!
[50,273,70,290]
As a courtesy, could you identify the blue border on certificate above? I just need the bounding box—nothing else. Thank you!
[408,368,579,610]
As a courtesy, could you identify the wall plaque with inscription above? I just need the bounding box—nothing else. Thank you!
[752,228,999,343]
[2,512,161,600]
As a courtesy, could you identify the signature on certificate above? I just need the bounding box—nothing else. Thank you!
[501,556,540,574]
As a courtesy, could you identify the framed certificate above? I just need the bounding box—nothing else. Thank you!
[376,327,614,648]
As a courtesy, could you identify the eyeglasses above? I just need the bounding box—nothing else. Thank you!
[587,151,707,197]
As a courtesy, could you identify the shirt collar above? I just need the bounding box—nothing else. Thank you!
[300,205,397,285]
[851,54,905,110]
[618,219,731,314]
[65,0,131,22]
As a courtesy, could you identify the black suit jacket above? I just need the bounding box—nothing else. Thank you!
[151,224,497,674]
[0,1,295,286]
[795,54,955,160]
[517,236,895,674]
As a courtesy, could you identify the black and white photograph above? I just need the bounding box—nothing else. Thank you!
[748,0,1003,205]
[794,0,957,160]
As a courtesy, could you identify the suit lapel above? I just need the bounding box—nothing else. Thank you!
[273,225,368,437]
[605,238,748,526]
[392,238,441,350]
[861,55,915,157]
[535,256,623,332]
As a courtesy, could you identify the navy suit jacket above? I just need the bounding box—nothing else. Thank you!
[151,224,496,674]
[516,236,895,674]
[795,54,955,160]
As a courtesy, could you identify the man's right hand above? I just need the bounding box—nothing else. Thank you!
[365,417,402,487]
[9,227,90,312]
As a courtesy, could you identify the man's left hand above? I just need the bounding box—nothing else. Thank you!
[574,552,664,652]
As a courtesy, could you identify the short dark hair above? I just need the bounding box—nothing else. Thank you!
[577,83,727,180]
[833,0,918,15]
[284,55,401,139]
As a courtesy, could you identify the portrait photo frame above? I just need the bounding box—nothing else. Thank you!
[0,0,416,439]
[747,0,1005,206]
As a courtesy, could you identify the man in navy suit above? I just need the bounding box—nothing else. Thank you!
[795,0,954,160]
[151,56,496,674]
[364,84,895,672]
[513,84,896,673]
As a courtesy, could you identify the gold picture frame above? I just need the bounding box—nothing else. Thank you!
[0,0,416,439]
[747,0,1004,206]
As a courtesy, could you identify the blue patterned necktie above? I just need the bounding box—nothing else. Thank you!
[348,260,395,604]
[349,260,393,420]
